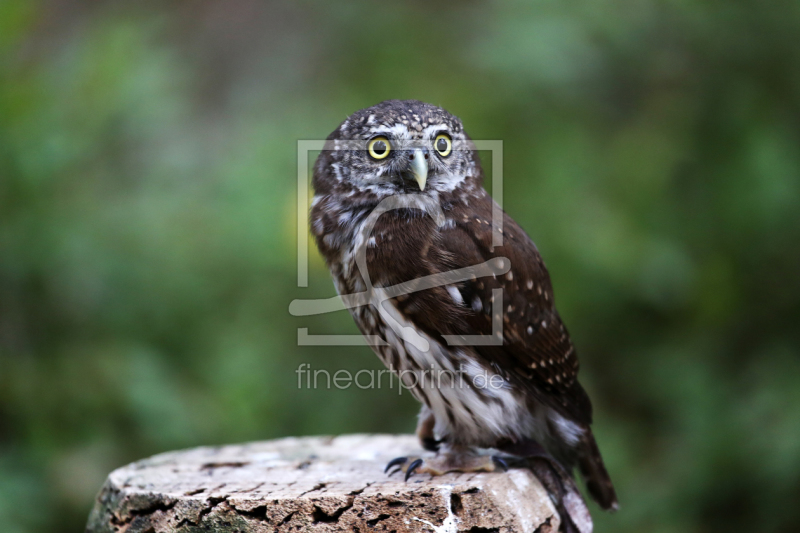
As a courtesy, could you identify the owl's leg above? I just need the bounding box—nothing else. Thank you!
[496,438,593,533]
[385,443,509,481]
[416,405,441,452]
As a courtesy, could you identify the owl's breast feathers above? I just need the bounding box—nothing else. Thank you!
[312,188,593,427]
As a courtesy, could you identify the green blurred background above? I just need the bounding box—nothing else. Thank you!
[1,1,799,532]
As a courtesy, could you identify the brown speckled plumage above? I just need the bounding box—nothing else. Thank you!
[311,100,617,514]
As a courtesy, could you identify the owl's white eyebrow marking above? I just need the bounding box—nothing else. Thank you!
[368,123,409,138]
[422,123,449,137]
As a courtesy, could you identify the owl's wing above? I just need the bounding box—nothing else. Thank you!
[410,194,593,425]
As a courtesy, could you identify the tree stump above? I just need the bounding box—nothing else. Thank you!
[86,434,561,533]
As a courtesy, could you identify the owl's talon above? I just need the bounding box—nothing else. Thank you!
[405,458,424,481]
[384,451,506,481]
[492,456,509,472]
[384,456,408,475]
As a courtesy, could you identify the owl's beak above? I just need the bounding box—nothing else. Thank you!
[409,149,428,191]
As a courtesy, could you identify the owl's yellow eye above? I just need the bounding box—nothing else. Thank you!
[368,137,391,160]
[434,134,452,157]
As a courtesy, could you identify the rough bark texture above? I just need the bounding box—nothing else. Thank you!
[86,434,560,533]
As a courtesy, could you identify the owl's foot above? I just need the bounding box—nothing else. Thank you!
[385,453,509,481]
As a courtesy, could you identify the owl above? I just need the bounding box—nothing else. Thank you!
[311,100,617,530]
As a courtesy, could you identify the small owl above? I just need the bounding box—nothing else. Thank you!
[311,100,617,529]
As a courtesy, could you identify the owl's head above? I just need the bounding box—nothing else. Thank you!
[313,100,481,199]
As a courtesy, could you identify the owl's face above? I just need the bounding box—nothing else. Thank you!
[314,100,481,199]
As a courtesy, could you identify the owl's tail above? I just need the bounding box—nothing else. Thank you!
[577,429,618,511]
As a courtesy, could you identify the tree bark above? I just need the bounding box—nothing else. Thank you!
[86,434,560,533]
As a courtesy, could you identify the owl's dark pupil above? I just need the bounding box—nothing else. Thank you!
[373,141,387,155]
[437,138,448,152]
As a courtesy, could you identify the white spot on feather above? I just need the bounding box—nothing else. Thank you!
[548,410,584,446]
[471,297,483,312]
[446,286,463,306]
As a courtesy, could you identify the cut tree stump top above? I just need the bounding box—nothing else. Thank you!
[86,434,560,533]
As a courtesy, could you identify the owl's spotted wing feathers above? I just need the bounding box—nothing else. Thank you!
[375,193,593,425]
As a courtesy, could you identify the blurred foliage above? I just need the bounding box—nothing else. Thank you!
[1,1,799,532]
